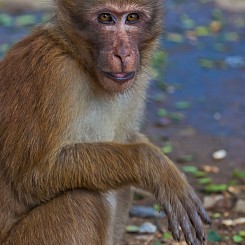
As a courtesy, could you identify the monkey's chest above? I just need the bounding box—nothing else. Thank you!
[73,104,126,143]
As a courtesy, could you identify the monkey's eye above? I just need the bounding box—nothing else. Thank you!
[98,13,114,24]
[126,13,140,23]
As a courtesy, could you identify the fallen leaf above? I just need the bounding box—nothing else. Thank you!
[167,33,184,43]
[177,155,194,163]
[163,231,172,240]
[202,165,220,174]
[208,230,222,242]
[233,235,243,244]
[175,101,191,110]
[195,26,209,36]
[204,184,228,193]
[126,225,140,233]
[161,144,173,154]
[15,15,37,26]
[198,177,212,185]
[182,166,198,174]
[0,13,12,26]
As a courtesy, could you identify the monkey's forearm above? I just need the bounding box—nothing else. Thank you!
[14,142,184,204]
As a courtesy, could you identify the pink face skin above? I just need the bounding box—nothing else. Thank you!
[87,4,151,93]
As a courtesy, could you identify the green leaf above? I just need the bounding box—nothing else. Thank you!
[15,15,37,26]
[154,242,162,245]
[167,33,184,43]
[157,109,168,117]
[208,230,222,242]
[152,50,167,69]
[199,59,214,69]
[239,231,245,237]
[233,235,243,243]
[161,144,173,154]
[212,213,222,219]
[181,14,195,29]
[204,184,228,193]
[126,225,140,233]
[212,9,223,21]
[0,44,10,53]
[224,32,239,42]
[228,180,238,186]
[177,155,194,163]
[175,101,191,110]
[233,170,245,180]
[153,94,166,103]
[195,26,209,36]
[153,204,161,212]
[169,112,184,122]
[194,171,207,178]
[198,177,212,185]
[163,232,172,240]
[41,14,51,23]
[157,81,168,91]
[182,166,198,174]
[0,13,13,26]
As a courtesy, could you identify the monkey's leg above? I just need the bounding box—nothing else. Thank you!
[3,190,111,245]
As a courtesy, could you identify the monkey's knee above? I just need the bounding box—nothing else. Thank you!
[4,190,111,245]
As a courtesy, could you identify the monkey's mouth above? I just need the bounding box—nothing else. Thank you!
[104,72,135,84]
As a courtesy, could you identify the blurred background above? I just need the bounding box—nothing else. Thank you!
[0,0,244,244]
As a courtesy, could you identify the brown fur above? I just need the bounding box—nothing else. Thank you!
[0,1,210,245]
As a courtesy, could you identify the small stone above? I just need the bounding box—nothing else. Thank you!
[156,118,171,127]
[225,56,245,68]
[139,222,157,234]
[213,112,222,120]
[130,206,165,218]
[234,218,245,225]
[228,185,245,194]
[203,195,224,209]
[222,219,233,226]
[202,165,220,173]
[234,200,245,213]
[212,150,227,160]
[222,218,245,226]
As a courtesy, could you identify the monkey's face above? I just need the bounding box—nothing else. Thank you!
[58,0,163,93]
[91,11,145,93]
[88,6,152,93]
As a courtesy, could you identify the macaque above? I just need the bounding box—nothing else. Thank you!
[0,0,211,244]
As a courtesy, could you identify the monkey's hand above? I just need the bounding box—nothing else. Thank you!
[161,184,211,245]
[139,144,211,245]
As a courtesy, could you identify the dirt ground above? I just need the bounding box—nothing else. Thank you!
[0,0,245,244]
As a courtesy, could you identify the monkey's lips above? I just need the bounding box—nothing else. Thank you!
[104,72,135,84]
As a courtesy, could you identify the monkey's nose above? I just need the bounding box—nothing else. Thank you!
[113,53,132,66]
[113,46,133,67]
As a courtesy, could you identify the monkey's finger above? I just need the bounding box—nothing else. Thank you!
[194,197,212,225]
[188,209,207,242]
[188,189,212,225]
[180,212,199,245]
[163,203,181,241]
[198,204,211,225]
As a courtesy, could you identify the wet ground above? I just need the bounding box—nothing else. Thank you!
[0,0,245,244]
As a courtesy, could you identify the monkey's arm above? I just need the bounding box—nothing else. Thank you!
[14,140,210,245]
[128,132,211,245]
